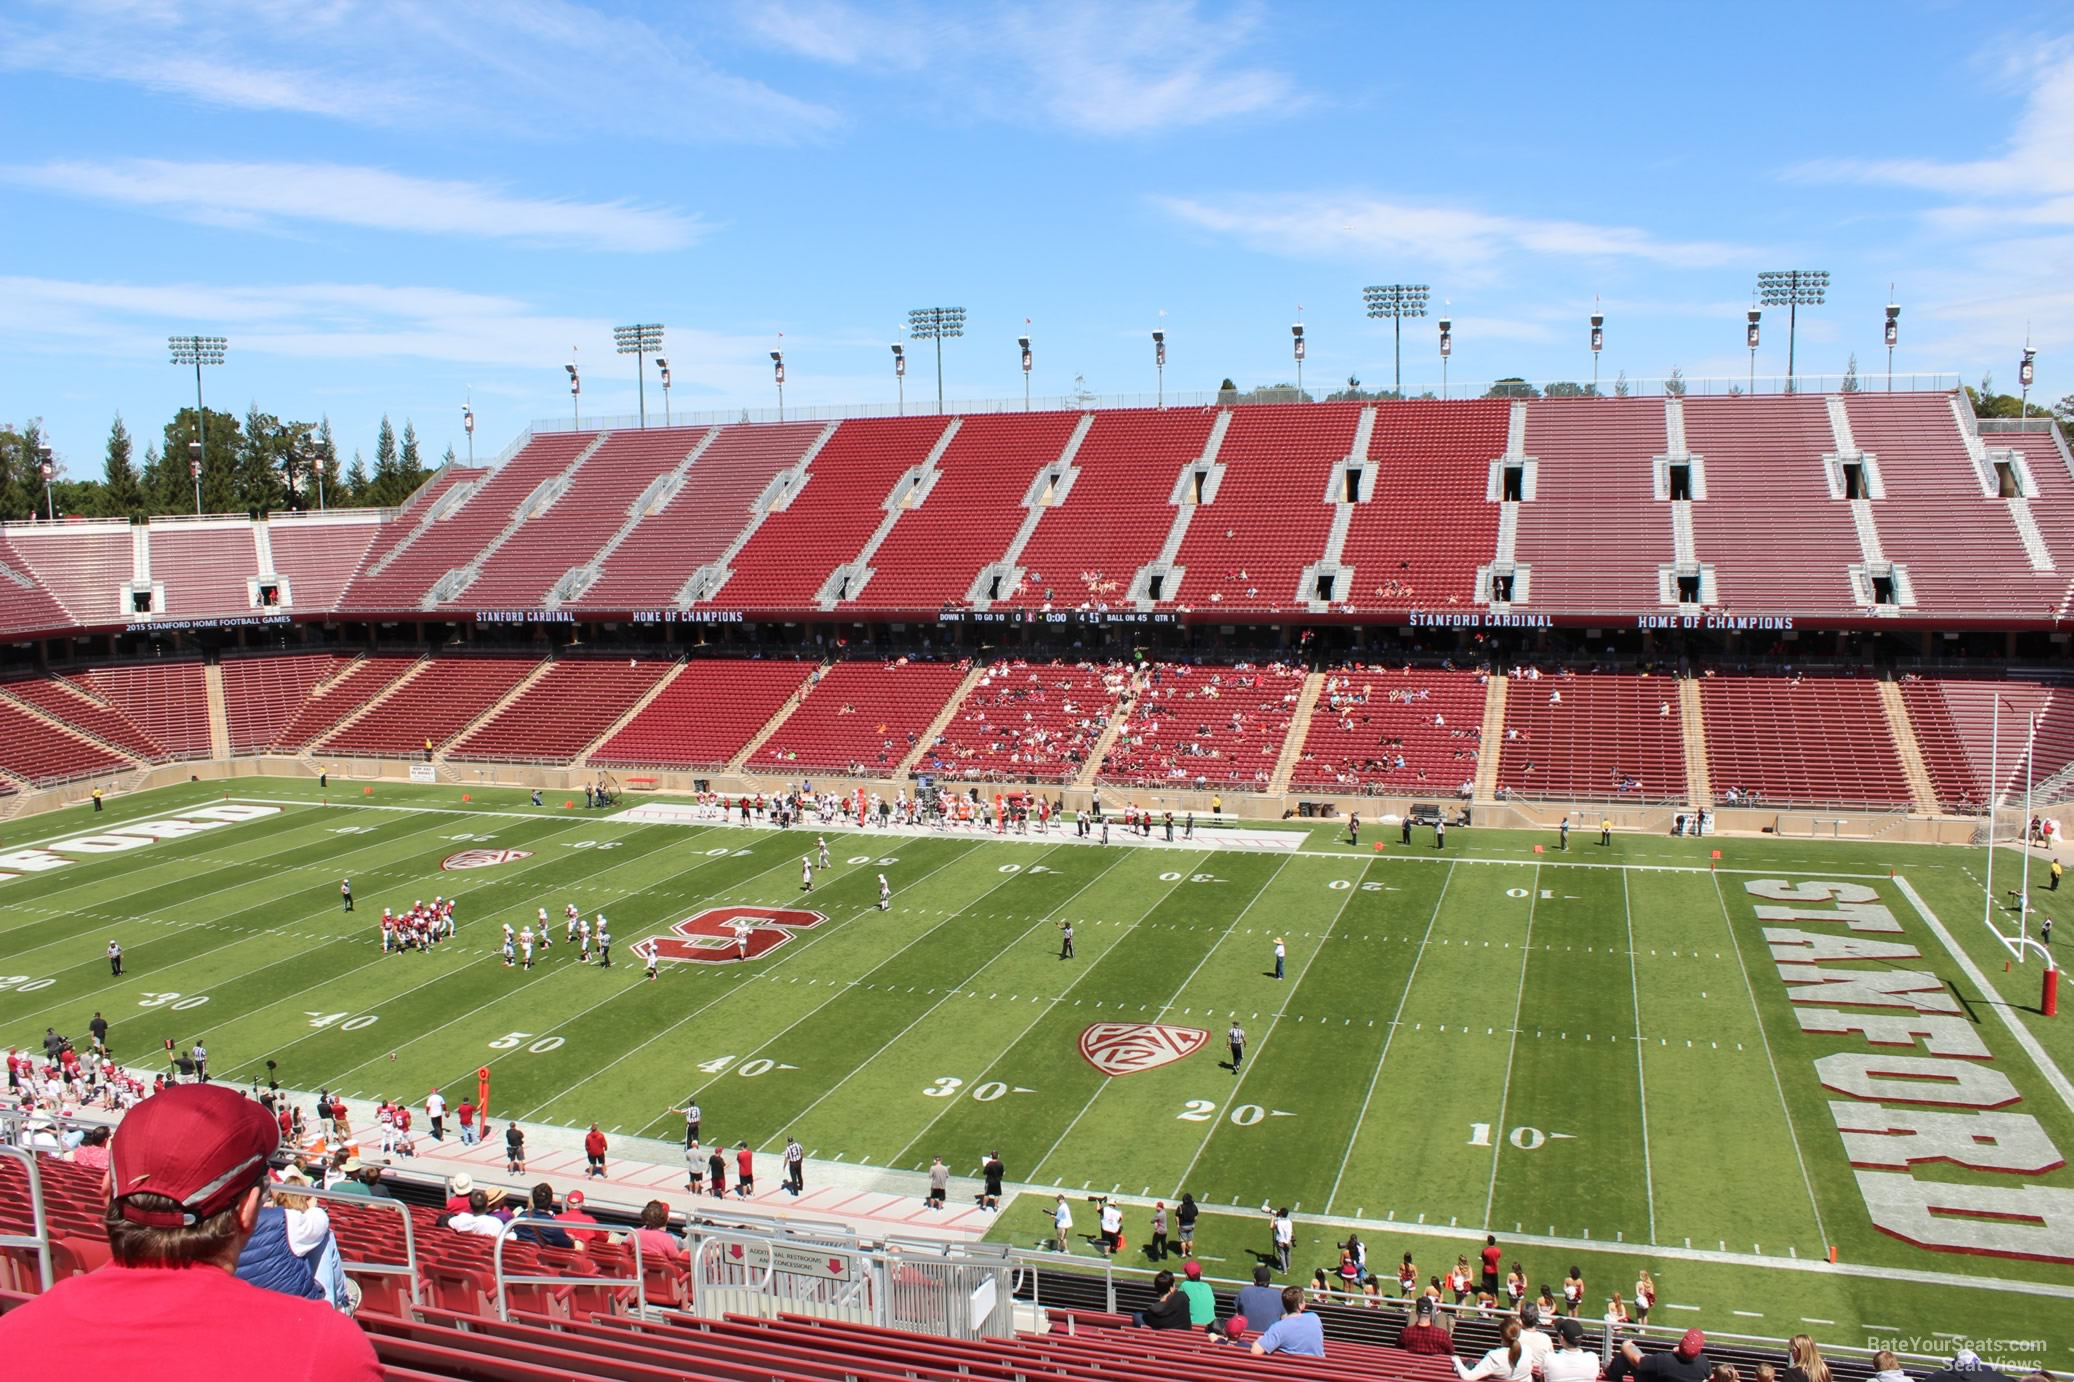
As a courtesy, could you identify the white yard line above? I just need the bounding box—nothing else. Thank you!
[1710,873,1829,1249]
[1482,864,1540,1227]
[1891,873,2074,1117]
[1167,857,1368,1199]
[1027,853,1295,1184]
[1323,862,1455,1218]
[1621,867,1658,1245]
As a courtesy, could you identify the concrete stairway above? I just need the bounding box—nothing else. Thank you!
[1678,679,1713,808]
[576,659,687,767]
[202,658,231,759]
[1877,679,1941,815]
[1071,692,1139,792]
[1473,675,1508,801]
[307,655,431,755]
[727,661,828,772]
[434,658,559,762]
[1266,671,1325,796]
[896,663,986,776]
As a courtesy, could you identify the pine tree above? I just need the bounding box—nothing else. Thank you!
[236,403,288,513]
[370,415,401,505]
[102,414,143,518]
[162,407,243,513]
[1665,368,1687,398]
[1841,353,1861,393]
[440,444,456,468]
[1613,370,1631,398]
[315,417,344,509]
[0,422,43,521]
[345,449,371,502]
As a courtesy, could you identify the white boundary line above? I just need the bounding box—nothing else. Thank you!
[1711,873,1829,1249]
[1482,863,1540,1225]
[1621,866,1659,1245]
[1322,861,1456,1217]
[1891,873,2074,1117]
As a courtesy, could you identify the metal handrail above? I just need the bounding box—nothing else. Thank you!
[289,1179,423,1308]
[0,1144,53,1291]
[492,1214,646,1322]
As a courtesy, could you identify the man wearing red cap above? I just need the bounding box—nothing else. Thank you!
[1609,1328,1710,1382]
[556,1188,603,1249]
[0,1083,378,1379]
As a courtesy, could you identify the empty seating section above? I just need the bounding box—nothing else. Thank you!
[1288,666,1486,794]
[460,429,709,607]
[1683,396,1860,614]
[348,436,595,609]
[1171,403,1357,610]
[449,658,671,762]
[6,524,132,626]
[149,523,256,616]
[1994,430,2074,615]
[719,417,952,609]
[342,466,487,593]
[1899,678,2074,810]
[1002,410,1216,608]
[319,656,539,755]
[265,516,380,611]
[221,652,354,752]
[72,661,210,757]
[1099,661,1305,789]
[1847,395,2059,616]
[753,660,968,774]
[576,423,827,611]
[592,660,814,768]
[1338,400,1507,611]
[272,654,419,750]
[1702,677,1911,807]
[1513,400,1670,613]
[849,413,1082,611]
[918,660,1129,782]
[0,697,128,782]
[0,536,81,634]
[1,674,165,760]
[1495,673,1687,801]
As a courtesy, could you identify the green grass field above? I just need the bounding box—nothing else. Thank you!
[2,778,2070,1365]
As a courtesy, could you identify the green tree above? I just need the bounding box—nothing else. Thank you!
[1840,353,1861,394]
[313,417,345,509]
[1218,377,1240,405]
[440,444,456,468]
[369,415,401,505]
[1544,381,1596,398]
[1665,367,1687,398]
[400,420,423,481]
[236,403,290,514]
[1486,378,1540,399]
[1613,370,1631,398]
[160,407,243,513]
[0,421,46,521]
[101,414,144,518]
[345,449,371,501]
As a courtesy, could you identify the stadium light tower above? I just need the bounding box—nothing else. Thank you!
[1291,323,1306,397]
[1746,307,1761,394]
[1589,308,1605,393]
[655,358,671,426]
[1437,315,1453,400]
[890,344,905,415]
[1362,283,1428,398]
[1151,329,1167,408]
[1756,269,1828,392]
[771,350,786,421]
[1884,294,1899,392]
[461,403,475,464]
[564,358,581,428]
[304,433,327,511]
[167,334,226,514]
[36,443,54,522]
[1018,334,1033,411]
[613,322,665,428]
[2020,344,2037,424]
[906,307,965,415]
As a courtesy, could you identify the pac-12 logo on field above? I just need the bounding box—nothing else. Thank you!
[632,907,827,965]
[1078,1023,1209,1077]
[441,849,534,871]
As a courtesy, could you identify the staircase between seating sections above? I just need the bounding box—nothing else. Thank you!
[0,779,30,820]
[249,520,275,585]
[1472,400,1532,610]
[1678,678,1712,808]
[1071,694,1138,792]
[303,655,430,757]
[575,659,688,768]
[1266,670,1325,795]
[550,430,719,607]
[895,662,988,776]
[1133,408,1233,608]
[0,685,149,768]
[824,418,961,609]
[359,475,486,581]
[684,422,840,606]
[1877,679,1941,815]
[201,658,230,759]
[428,434,612,608]
[726,660,829,771]
[432,658,559,764]
[972,413,1096,610]
[1300,404,1377,613]
[1472,674,1507,802]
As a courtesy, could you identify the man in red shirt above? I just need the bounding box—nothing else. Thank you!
[735,1141,755,1198]
[0,1083,379,1380]
[584,1122,608,1178]
[556,1188,603,1248]
[1399,1296,1454,1353]
[1479,1234,1504,1298]
[456,1096,477,1145]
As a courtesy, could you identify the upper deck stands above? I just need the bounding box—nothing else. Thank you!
[5,522,133,627]
[266,514,381,613]
[1001,409,1217,609]
[1512,399,1671,614]
[1683,395,1861,616]
[0,535,75,635]
[718,417,951,610]
[1338,400,1508,613]
[148,522,257,618]
[848,413,1083,612]
[339,467,488,603]
[1169,403,1358,612]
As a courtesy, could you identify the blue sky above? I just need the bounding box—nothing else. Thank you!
[3,0,2070,479]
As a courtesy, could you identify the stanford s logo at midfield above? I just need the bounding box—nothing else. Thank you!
[1078,1023,1209,1077]
[440,849,534,871]
[632,906,828,965]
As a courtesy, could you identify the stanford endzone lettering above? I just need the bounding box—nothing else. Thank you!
[0,804,282,884]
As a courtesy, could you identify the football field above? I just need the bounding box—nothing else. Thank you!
[2,778,2071,1360]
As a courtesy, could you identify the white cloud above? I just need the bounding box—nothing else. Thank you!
[0,0,841,144]
[1155,194,1751,274]
[4,159,703,253]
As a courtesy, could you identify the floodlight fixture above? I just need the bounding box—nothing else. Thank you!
[1883,296,1899,392]
[36,444,53,521]
[564,359,581,428]
[1746,307,1761,393]
[1756,269,1828,391]
[771,350,786,420]
[2020,345,2037,423]
[906,306,966,414]
[1438,316,1453,398]
[1362,283,1429,397]
[613,322,666,427]
[891,343,906,415]
[462,404,476,465]
[1290,323,1306,396]
[1151,329,1167,407]
[167,334,227,515]
[1589,310,1606,391]
[1018,335,1033,410]
[655,358,672,425]
[187,438,203,515]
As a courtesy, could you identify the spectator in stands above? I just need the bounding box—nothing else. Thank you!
[627,1199,683,1260]
[556,1189,605,1248]
[1251,1285,1324,1358]
[1235,1263,1285,1330]
[443,1173,474,1214]
[511,1183,574,1248]
[1515,1302,1553,1376]
[1783,1335,1833,1382]
[441,1188,507,1237]
[1135,1269,1193,1330]
[1542,1318,1600,1382]
[1177,1258,1216,1329]
[68,1124,111,1168]
[1215,1315,1249,1347]
[236,1169,348,1312]
[1868,1355,1909,1382]
[0,1083,379,1379]
[1455,1317,1530,1381]
[1609,1328,1711,1382]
